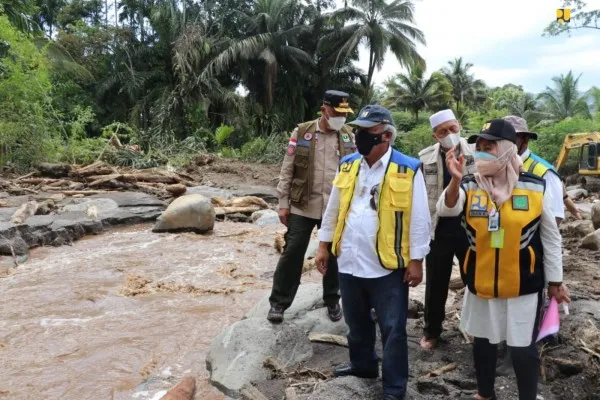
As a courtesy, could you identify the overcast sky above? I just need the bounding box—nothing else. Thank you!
[351,0,600,93]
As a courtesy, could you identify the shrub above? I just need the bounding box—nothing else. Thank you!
[395,123,435,158]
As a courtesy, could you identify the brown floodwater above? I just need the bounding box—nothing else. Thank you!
[0,222,305,400]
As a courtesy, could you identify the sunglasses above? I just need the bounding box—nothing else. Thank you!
[370,184,380,211]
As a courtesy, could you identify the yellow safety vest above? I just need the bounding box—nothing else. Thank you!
[522,152,559,179]
[331,149,421,270]
[461,173,546,299]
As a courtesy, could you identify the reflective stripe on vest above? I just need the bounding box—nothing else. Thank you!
[462,175,545,299]
[331,150,420,270]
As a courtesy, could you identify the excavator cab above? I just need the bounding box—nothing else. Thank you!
[555,132,600,176]
[579,142,599,172]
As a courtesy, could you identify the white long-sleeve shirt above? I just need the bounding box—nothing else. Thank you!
[318,147,431,279]
[521,149,564,220]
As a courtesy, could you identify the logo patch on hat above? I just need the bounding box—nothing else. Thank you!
[360,110,369,118]
[512,195,529,211]
[482,122,491,131]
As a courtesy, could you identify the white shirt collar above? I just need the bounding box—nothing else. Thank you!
[520,148,531,162]
[361,146,392,170]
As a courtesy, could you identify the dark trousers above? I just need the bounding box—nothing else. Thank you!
[269,213,340,309]
[473,291,544,400]
[423,230,468,339]
[339,271,409,397]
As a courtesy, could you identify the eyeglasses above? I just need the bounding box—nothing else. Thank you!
[370,184,380,211]
[435,125,460,136]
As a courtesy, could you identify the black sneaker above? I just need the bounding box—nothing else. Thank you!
[327,303,343,322]
[267,305,284,323]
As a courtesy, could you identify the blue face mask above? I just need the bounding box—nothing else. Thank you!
[474,151,497,160]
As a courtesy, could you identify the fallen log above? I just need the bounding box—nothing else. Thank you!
[37,163,71,178]
[18,178,57,185]
[15,172,37,180]
[423,363,457,378]
[88,174,124,187]
[71,161,115,177]
[214,206,262,216]
[125,173,179,184]
[308,333,349,347]
[47,179,72,187]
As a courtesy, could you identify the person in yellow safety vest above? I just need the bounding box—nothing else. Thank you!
[437,118,571,400]
[315,105,431,400]
[503,116,565,225]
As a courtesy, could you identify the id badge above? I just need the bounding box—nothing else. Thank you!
[487,209,499,232]
[490,229,505,249]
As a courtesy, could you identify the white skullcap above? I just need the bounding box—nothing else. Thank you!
[429,109,456,129]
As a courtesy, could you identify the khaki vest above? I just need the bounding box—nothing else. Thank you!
[290,120,355,209]
[331,150,422,270]
[461,173,546,299]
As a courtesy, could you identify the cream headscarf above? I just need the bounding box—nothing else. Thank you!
[474,139,523,207]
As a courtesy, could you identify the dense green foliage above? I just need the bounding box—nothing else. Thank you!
[0,0,598,172]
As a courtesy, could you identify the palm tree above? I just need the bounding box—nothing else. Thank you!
[203,0,313,110]
[320,0,425,105]
[0,0,38,32]
[442,57,487,115]
[383,64,451,121]
[537,71,591,121]
[493,89,537,118]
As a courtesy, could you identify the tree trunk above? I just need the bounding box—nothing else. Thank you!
[365,46,376,106]
[114,0,118,28]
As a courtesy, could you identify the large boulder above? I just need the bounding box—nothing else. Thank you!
[152,194,215,233]
[581,229,600,251]
[0,236,28,256]
[592,203,600,230]
[206,318,312,398]
[251,209,280,227]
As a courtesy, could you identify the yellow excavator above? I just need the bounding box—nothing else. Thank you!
[554,132,600,175]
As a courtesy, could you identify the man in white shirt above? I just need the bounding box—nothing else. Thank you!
[315,105,431,400]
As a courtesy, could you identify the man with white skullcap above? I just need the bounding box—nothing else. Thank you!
[418,109,477,350]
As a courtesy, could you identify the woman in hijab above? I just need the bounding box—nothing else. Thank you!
[436,119,571,400]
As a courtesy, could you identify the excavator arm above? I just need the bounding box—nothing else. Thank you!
[554,132,600,172]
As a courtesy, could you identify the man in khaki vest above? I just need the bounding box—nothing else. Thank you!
[267,90,357,323]
[418,109,476,349]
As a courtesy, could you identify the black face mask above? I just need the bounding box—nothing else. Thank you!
[355,129,384,155]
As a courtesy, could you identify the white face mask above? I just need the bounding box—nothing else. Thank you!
[438,133,460,150]
[327,116,346,131]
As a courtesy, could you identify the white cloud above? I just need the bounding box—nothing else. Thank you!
[347,0,600,89]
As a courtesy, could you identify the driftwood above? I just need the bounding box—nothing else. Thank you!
[54,190,114,196]
[308,333,349,347]
[423,363,457,378]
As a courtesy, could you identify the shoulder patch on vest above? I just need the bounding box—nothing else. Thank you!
[287,144,296,156]
[512,195,529,211]
[424,164,437,175]
[341,133,350,142]
[469,194,489,217]
[465,155,475,166]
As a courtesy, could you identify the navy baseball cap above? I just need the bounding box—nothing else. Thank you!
[347,105,395,128]
[467,118,517,144]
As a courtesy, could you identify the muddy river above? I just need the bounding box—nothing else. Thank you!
[0,222,312,399]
